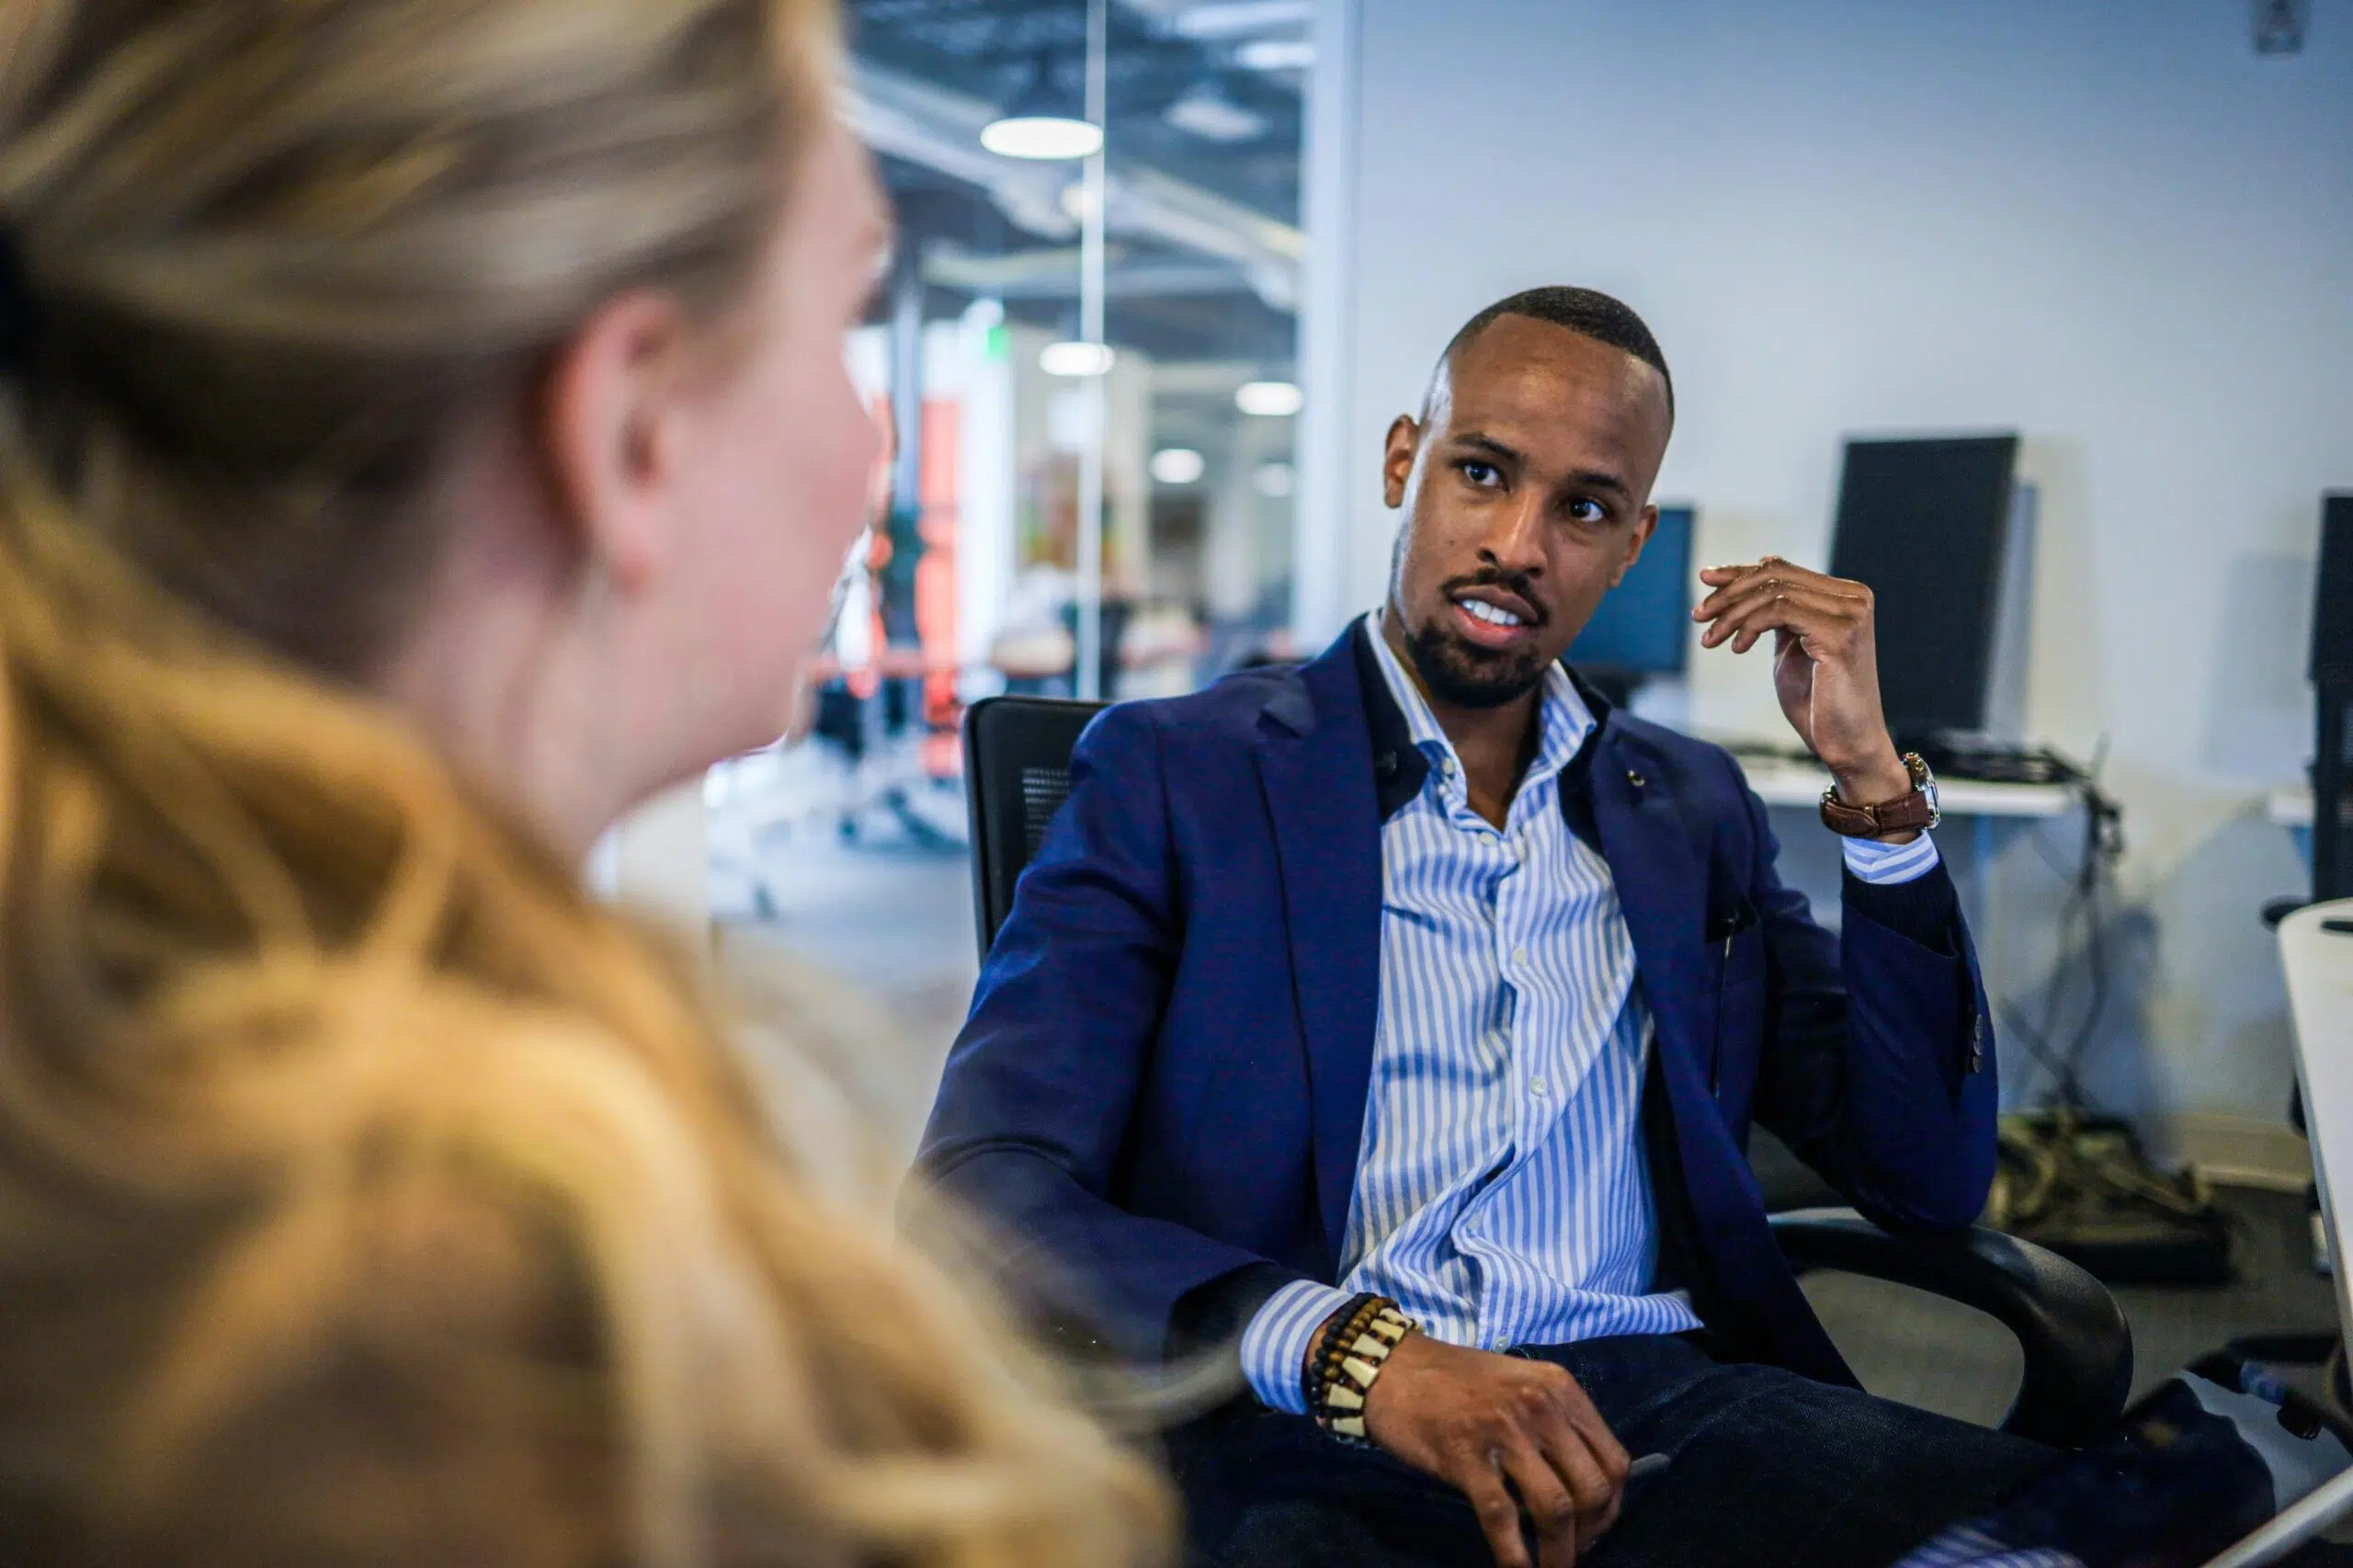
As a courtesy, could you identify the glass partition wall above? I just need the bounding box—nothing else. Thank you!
[691,0,1312,1019]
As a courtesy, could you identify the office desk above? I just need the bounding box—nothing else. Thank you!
[1732,758,2086,1051]
[1735,756,2076,820]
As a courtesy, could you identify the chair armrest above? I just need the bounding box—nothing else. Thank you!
[1769,1206,2134,1448]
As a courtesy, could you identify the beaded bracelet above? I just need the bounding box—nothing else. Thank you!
[1308,1295,1417,1447]
[1301,1293,1381,1413]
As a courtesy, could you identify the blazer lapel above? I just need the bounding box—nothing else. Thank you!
[1593,718,1855,1382]
[1590,724,1713,1069]
[1255,635,1385,1267]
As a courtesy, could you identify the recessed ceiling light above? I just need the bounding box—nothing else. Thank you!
[1041,340,1117,377]
[982,115,1104,160]
[1151,448,1208,484]
[1235,380,1302,416]
[982,54,1103,160]
[1254,461,1296,498]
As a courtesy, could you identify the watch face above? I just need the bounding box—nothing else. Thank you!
[1905,753,1940,828]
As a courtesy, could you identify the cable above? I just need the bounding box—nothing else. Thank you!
[2001,999,2086,1107]
[2010,739,2124,1113]
[2051,743,2124,1108]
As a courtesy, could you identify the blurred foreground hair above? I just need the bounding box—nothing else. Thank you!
[0,2,1166,1563]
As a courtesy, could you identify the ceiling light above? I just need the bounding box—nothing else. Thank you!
[1151,448,1208,485]
[983,115,1103,160]
[1235,379,1302,416]
[1235,37,1316,71]
[1254,461,1295,498]
[1040,340,1116,377]
[981,54,1103,161]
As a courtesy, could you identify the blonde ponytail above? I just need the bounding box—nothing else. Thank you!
[0,3,1168,1564]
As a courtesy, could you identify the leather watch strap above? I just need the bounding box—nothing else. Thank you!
[1819,754,1938,837]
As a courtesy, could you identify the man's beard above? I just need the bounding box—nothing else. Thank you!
[1403,604,1552,710]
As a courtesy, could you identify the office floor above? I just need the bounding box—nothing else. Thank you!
[716,786,2340,1426]
[710,756,979,1171]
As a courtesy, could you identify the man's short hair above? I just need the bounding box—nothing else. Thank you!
[1435,286,1674,420]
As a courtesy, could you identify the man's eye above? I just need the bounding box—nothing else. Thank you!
[1566,498,1608,524]
[1459,460,1501,487]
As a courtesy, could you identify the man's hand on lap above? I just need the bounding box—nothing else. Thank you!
[1347,1328,1631,1568]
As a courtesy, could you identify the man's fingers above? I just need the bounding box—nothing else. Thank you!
[1549,1383,1631,1491]
[1699,557,1815,593]
[1693,557,1849,615]
[1698,573,1855,619]
[1698,576,1860,629]
[1498,1441,1582,1568]
[1519,1365,1628,1497]
[1698,583,1859,653]
[1524,1370,1627,1552]
[1590,1487,1624,1542]
[1696,576,1862,628]
[1458,1462,1536,1568]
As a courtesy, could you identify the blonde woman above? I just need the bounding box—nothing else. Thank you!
[0,2,1165,1564]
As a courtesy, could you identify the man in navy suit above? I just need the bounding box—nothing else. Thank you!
[919,289,2052,1568]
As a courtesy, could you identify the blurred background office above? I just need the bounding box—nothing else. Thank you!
[609,0,2353,1423]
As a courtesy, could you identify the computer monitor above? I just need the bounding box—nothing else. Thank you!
[1567,503,1695,678]
[1827,436,2019,742]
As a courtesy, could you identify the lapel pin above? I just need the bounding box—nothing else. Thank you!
[1626,770,1646,790]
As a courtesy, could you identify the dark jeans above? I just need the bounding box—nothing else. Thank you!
[1164,1334,2058,1568]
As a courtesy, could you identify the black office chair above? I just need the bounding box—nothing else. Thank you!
[962,695,2135,1448]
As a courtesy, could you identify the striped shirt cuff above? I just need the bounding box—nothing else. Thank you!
[1239,1278,1357,1415]
[1841,829,1940,885]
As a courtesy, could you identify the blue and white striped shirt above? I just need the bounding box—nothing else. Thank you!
[1237,614,1940,1414]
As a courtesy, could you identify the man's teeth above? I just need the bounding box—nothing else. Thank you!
[1461,599,1524,628]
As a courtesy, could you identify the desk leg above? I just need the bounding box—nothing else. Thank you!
[1971,813,1997,941]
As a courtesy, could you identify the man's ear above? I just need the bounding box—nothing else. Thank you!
[1381,415,1422,509]
[1610,505,1660,589]
[539,290,695,593]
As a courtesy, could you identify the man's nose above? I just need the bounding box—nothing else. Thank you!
[1475,491,1547,577]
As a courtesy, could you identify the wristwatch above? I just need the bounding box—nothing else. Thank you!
[1819,752,1940,838]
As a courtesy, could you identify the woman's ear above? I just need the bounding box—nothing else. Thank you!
[538,290,697,594]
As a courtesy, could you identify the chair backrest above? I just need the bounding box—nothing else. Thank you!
[2279,898,2353,1347]
[963,696,1108,960]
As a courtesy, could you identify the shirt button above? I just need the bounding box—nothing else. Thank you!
[1531,1077,1550,1097]
[1512,946,1529,966]
[1491,1333,1511,1351]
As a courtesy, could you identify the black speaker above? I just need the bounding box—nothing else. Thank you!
[2310,495,2353,901]
[2309,494,2353,684]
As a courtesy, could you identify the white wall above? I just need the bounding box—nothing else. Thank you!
[1306,0,2353,1134]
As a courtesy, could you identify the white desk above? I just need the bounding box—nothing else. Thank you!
[1734,756,2077,819]
[1732,756,2083,1011]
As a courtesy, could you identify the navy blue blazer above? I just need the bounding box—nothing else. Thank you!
[918,622,1997,1390]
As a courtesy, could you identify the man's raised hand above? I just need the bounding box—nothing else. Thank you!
[1693,556,1914,812]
